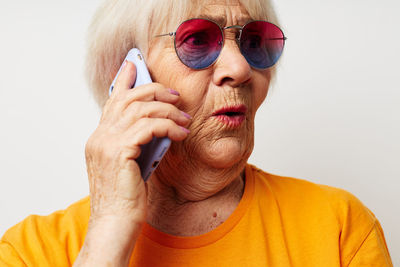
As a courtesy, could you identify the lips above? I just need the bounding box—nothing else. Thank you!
[212,105,247,128]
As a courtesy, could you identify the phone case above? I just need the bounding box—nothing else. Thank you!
[109,48,171,181]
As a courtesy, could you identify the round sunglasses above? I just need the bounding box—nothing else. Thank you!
[156,18,286,70]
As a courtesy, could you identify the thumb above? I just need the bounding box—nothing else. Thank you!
[113,60,137,92]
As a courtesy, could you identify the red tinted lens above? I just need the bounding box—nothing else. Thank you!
[175,19,223,69]
[240,21,285,69]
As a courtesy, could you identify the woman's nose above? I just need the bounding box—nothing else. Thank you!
[212,39,252,87]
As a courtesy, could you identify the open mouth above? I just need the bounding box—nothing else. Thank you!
[212,105,247,127]
[224,111,243,117]
[213,105,247,116]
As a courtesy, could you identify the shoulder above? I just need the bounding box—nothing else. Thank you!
[248,164,374,223]
[247,164,392,266]
[0,197,90,266]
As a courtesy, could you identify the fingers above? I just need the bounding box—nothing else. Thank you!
[125,118,190,149]
[126,87,180,105]
[100,58,191,156]
[122,101,191,127]
[110,60,179,105]
[107,59,182,117]
[116,85,181,112]
[113,60,137,93]
[84,60,190,241]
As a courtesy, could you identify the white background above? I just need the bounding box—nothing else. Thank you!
[0,0,399,264]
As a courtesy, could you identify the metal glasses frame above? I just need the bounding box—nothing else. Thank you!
[155,18,287,70]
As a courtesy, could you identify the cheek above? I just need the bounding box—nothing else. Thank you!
[149,53,183,85]
[178,76,212,114]
[146,43,188,86]
[252,71,271,112]
[147,46,212,114]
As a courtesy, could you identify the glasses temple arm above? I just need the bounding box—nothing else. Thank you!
[266,37,287,40]
[155,32,176,38]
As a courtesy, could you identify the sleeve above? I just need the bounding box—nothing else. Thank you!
[0,197,89,267]
[0,241,26,267]
[0,214,69,267]
[348,221,393,267]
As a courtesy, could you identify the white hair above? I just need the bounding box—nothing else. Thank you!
[85,0,279,108]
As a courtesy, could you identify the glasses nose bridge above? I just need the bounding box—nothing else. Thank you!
[222,25,243,43]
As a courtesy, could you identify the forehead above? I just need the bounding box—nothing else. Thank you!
[187,0,251,26]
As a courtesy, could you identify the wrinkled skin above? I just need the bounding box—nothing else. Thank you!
[145,2,271,234]
[74,1,271,266]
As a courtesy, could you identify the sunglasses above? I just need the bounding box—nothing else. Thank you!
[156,18,286,70]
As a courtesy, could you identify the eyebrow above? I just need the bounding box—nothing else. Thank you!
[195,13,250,27]
[196,14,226,26]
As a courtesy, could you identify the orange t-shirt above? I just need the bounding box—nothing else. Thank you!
[0,164,393,266]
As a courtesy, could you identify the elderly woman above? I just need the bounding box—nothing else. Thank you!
[0,0,393,266]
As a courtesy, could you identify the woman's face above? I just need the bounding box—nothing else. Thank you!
[147,1,271,169]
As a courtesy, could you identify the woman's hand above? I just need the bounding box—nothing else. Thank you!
[73,61,191,266]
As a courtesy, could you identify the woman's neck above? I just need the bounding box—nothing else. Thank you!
[145,164,245,236]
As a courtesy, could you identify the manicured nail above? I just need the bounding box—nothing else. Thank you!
[182,111,192,120]
[180,126,190,134]
[169,89,180,96]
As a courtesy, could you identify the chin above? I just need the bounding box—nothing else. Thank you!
[202,137,252,169]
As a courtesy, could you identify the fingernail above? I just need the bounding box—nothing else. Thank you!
[169,89,180,96]
[180,126,190,134]
[182,111,192,120]
[123,60,132,69]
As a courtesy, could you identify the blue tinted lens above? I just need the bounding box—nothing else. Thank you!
[175,19,223,69]
[240,21,285,69]
[174,19,285,69]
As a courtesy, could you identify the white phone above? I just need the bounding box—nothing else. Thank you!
[109,48,171,181]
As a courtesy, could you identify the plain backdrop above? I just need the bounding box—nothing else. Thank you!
[0,0,399,264]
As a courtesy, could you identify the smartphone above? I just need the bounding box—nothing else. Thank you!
[109,48,171,181]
